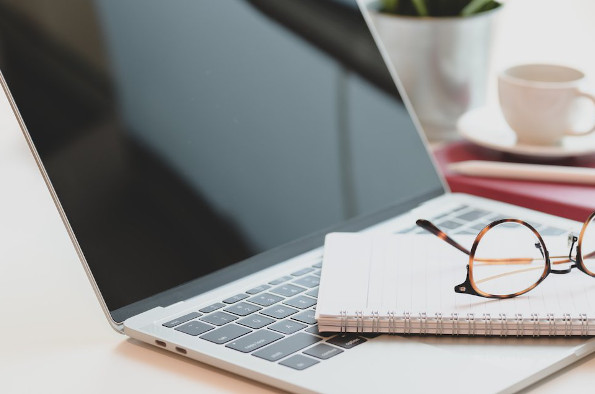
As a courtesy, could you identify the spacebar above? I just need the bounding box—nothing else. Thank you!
[252,333,321,361]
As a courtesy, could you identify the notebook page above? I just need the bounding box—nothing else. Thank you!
[317,233,373,315]
[317,233,595,321]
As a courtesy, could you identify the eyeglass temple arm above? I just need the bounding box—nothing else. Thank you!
[416,219,471,255]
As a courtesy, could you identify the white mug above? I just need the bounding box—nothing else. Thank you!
[498,64,595,146]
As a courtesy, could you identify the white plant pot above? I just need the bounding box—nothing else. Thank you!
[368,3,501,141]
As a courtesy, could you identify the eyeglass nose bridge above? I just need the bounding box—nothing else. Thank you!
[568,233,579,248]
[454,265,479,296]
[549,232,579,274]
[550,265,575,274]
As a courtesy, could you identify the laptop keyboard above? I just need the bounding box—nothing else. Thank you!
[159,204,566,370]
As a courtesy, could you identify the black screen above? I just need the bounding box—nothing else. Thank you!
[0,0,444,322]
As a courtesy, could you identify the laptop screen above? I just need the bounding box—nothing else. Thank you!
[0,0,444,322]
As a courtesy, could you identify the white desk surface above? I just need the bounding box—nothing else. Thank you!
[2,1,595,393]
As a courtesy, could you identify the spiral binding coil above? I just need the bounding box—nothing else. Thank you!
[334,310,591,336]
[404,312,411,334]
[371,311,379,333]
[498,313,507,337]
[435,313,443,335]
[340,310,347,333]
[547,313,555,336]
[484,313,492,336]
[355,310,364,333]
[515,314,524,337]
[452,313,459,336]
[531,313,539,337]
[580,314,588,336]
[419,313,427,334]
[563,314,571,336]
[388,311,396,334]
[467,313,475,336]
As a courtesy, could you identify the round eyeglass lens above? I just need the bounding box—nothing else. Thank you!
[580,215,595,275]
[471,221,547,297]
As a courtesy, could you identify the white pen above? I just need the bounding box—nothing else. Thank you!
[448,160,595,185]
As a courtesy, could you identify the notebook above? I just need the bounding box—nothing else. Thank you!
[433,141,595,223]
[316,232,595,336]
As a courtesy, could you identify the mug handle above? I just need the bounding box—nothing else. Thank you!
[564,90,595,136]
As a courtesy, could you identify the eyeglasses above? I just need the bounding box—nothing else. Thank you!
[416,211,595,299]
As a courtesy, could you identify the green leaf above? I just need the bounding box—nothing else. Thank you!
[381,0,400,13]
[411,0,429,16]
[461,0,492,16]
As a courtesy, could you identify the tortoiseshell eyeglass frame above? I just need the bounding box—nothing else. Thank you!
[416,210,595,299]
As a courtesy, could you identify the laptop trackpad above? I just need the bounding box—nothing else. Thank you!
[309,335,592,393]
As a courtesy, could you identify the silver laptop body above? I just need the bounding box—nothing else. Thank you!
[1,0,593,392]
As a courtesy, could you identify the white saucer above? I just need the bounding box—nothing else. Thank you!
[457,107,595,159]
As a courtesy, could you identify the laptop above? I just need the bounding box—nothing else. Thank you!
[0,0,593,392]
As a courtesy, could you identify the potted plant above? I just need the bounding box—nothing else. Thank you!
[368,0,503,141]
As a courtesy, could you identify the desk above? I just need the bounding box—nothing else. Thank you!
[2,1,595,393]
[0,85,277,394]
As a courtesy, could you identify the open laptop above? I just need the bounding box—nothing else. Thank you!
[0,0,593,392]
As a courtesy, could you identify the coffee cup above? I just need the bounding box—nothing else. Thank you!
[498,64,595,146]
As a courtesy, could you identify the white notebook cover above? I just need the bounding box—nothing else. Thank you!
[316,232,595,336]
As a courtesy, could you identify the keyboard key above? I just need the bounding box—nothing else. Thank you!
[455,230,477,235]
[246,284,271,295]
[327,334,367,349]
[223,302,262,316]
[487,215,507,222]
[436,220,465,230]
[200,324,252,344]
[200,311,238,326]
[291,309,316,325]
[284,295,317,309]
[291,267,314,276]
[269,276,293,285]
[360,332,382,338]
[312,270,321,277]
[279,354,319,370]
[237,314,276,329]
[312,261,322,269]
[303,343,343,360]
[293,275,319,288]
[162,312,201,328]
[499,221,521,228]
[305,325,333,337]
[271,283,306,297]
[253,333,321,361]
[174,320,214,336]
[247,293,284,306]
[306,287,319,298]
[222,293,249,304]
[199,303,225,313]
[431,212,450,221]
[226,330,283,353]
[261,305,299,319]
[470,222,490,231]
[268,319,307,335]
[541,226,565,236]
[456,209,490,222]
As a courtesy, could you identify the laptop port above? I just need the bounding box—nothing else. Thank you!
[155,340,166,347]
[175,347,187,354]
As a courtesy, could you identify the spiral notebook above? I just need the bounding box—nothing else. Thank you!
[316,232,595,336]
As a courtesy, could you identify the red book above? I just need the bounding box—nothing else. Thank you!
[433,141,595,222]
